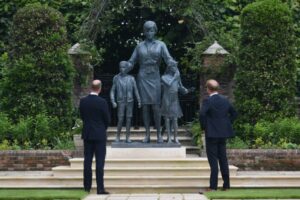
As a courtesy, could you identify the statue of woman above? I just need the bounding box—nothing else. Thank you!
[128,21,174,143]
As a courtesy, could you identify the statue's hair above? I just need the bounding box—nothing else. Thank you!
[119,61,129,67]
[143,21,157,32]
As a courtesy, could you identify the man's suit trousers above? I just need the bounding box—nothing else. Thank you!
[205,137,230,190]
[83,140,106,192]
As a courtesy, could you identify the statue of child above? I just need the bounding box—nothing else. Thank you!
[161,60,191,144]
[110,61,141,143]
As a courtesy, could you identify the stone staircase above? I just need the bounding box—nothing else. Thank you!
[1,127,300,193]
[1,148,300,193]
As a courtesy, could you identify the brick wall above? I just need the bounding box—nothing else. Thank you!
[227,149,300,171]
[0,149,299,171]
[0,150,82,171]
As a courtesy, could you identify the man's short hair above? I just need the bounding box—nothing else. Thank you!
[91,80,102,91]
[206,79,219,92]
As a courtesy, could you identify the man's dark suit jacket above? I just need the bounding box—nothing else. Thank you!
[79,94,111,141]
[199,94,237,138]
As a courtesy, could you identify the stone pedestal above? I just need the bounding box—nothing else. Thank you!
[106,146,186,159]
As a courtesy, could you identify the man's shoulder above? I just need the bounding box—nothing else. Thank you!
[80,95,89,101]
[211,94,231,105]
[97,95,106,101]
[95,96,109,106]
[217,94,230,101]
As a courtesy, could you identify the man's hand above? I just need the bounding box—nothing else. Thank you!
[138,102,142,108]
[112,102,117,108]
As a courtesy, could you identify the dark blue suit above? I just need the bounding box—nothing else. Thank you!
[79,94,110,192]
[199,94,237,190]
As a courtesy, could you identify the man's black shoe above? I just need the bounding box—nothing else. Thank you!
[84,188,90,193]
[97,190,109,195]
[198,188,217,194]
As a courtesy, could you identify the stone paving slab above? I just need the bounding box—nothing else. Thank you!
[83,193,207,200]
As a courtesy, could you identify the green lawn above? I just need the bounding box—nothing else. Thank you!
[205,188,300,199]
[0,189,88,200]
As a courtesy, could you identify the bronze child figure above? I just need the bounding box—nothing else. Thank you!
[110,61,141,143]
[161,60,189,144]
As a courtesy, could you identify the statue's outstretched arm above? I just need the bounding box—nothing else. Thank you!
[128,46,138,71]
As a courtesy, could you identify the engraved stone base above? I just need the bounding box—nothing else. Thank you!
[106,146,186,159]
[111,142,181,148]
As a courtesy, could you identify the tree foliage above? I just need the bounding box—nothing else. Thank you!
[0,3,75,129]
[235,0,297,126]
[0,0,90,54]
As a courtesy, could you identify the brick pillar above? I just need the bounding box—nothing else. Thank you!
[200,41,231,104]
[68,43,93,107]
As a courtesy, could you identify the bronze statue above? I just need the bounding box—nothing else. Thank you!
[128,21,175,143]
[110,61,141,143]
[161,60,189,144]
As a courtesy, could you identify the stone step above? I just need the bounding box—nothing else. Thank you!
[1,175,300,190]
[69,158,210,168]
[83,193,207,200]
[52,166,238,177]
[88,186,201,194]
[186,146,201,155]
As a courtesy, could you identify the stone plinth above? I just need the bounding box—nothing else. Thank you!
[106,146,186,159]
[111,142,181,148]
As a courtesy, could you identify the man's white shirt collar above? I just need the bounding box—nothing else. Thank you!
[90,92,98,95]
[209,92,218,97]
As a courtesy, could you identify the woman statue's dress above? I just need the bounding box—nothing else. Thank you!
[128,40,173,105]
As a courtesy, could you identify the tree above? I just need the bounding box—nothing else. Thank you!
[235,0,297,127]
[0,3,75,129]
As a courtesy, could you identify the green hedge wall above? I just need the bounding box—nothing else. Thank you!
[234,0,297,126]
[0,3,74,129]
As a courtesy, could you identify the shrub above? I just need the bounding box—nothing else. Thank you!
[53,132,75,150]
[0,112,12,141]
[12,117,33,145]
[10,113,61,149]
[227,137,249,149]
[187,118,203,148]
[0,3,75,130]
[235,0,297,128]
[253,117,300,146]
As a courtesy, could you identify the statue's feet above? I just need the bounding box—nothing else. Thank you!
[115,138,121,143]
[167,139,173,144]
[142,137,150,143]
[157,137,164,143]
[126,139,132,143]
[175,139,180,144]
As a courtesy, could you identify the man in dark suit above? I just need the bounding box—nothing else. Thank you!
[199,79,237,192]
[79,80,110,194]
